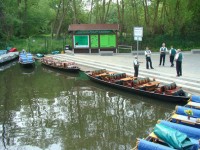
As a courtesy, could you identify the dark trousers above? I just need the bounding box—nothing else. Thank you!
[134,66,139,77]
[176,61,182,76]
[170,55,175,66]
[159,54,166,66]
[146,57,153,69]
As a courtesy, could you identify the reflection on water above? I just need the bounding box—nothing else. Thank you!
[0,60,18,72]
[0,63,175,150]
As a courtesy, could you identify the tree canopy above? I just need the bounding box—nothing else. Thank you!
[0,0,200,49]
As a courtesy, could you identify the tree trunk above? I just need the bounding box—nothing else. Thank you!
[55,0,68,38]
[143,0,150,32]
[104,0,112,23]
[72,0,78,23]
[152,0,161,34]
[52,0,62,38]
[132,0,139,25]
[23,0,28,36]
[89,0,94,23]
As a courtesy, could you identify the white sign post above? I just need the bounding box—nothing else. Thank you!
[134,27,143,57]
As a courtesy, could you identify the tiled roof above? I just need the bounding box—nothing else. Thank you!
[68,24,119,31]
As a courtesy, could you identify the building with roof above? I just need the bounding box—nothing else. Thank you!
[68,24,119,53]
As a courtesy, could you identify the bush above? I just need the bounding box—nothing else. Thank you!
[1,36,69,54]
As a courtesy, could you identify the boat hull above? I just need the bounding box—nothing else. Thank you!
[0,55,19,66]
[41,62,80,73]
[19,62,35,68]
[0,52,19,66]
[86,73,190,103]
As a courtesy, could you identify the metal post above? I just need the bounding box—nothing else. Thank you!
[137,39,139,58]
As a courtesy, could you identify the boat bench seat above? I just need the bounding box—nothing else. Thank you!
[154,83,180,95]
[163,82,185,96]
[133,77,150,87]
[111,73,126,80]
[91,69,107,76]
[154,86,165,94]
[121,80,133,87]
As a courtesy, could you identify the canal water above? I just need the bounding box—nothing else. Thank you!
[0,61,176,150]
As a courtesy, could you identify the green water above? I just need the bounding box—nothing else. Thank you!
[0,61,176,150]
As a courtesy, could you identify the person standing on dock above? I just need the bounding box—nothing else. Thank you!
[159,43,168,66]
[175,49,183,77]
[133,56,139,77]
[145,47,154,69]
[169,45,176,67]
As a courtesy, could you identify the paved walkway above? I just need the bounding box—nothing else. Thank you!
[51,52,200,95]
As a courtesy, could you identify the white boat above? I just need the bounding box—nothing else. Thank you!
[0,52,19,65]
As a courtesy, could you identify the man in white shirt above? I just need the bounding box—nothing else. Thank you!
[145,47,154,69]
[159,43,168,66]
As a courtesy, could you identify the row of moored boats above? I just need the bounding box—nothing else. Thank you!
[134,95,200,150]
[0,48,80,72]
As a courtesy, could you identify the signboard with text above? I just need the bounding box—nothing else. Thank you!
[134,27,143,41]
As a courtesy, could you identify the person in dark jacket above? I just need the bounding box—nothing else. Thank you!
[169,45,176,67]
[175,49,183,77]
[133,56,139,77]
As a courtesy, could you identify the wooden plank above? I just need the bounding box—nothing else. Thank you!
[187,101,200,109]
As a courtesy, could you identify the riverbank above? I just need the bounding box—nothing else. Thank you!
[51,52,200,95]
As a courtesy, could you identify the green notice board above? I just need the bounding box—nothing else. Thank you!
[91,35,98,48]
[100,34,116,48]
[73,35,89,48]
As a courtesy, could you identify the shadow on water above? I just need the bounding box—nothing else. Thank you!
[0,60,18,72]
[19,65,35,74]
[0,64,177,150]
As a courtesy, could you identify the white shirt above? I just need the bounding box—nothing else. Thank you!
[145,50,151,57]
[160,47,168,53]
[133,59,139,66]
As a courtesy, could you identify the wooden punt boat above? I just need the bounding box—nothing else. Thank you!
[19,52,35,67]
[40,56,80,73]
[134,96,200,150]
[85,69,190,103]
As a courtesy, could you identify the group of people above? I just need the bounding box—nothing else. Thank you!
[133,43,183,77]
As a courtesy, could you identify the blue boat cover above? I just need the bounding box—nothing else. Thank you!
[36,53,44,57]
[51,51,60,55]
[154,124,198,149]
[160,120,200,140]
[19,53,35,63]
[191,95,200,103]
[137,139,174,150]
[0,50,7,55]
[176,106,200,118]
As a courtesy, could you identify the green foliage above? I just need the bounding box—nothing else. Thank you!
[4,36,70,54]
[0,0,200,50]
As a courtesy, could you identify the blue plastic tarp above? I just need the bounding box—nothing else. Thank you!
[154,124,198,149]
[191,95,200,103]
[176,106,200,118]
[160,120,200,140]
[137,139,174,150]
[0,50,7,55]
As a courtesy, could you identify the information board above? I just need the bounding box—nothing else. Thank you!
[73,35,89,48]
[134,27,143,41]
[100,35,116,48]
[134,27,143,37]
[90,35,98,48]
